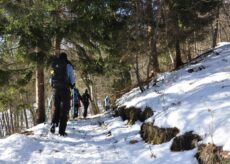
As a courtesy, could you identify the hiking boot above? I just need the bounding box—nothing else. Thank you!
[59,132,67,136]
[50,125,55,134]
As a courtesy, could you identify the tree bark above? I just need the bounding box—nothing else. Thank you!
[175,39,183,69]
[212,5,220,48]
[90,82,100,114]
[4,112,11,135]
[134,0,145,93]
[9,106,15,133]
[23,108,29,129]
[54,35,62,55]
[146,0,160,75]
[0,118,3,137]
[35,64,45,124]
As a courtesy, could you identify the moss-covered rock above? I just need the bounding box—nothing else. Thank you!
[126,106,141,125]
[115,106,126,120]
[140,106,154,122]
[140,122,179,144]
[170,131,202,151]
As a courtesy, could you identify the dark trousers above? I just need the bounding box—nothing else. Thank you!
[74,104,78,118]
[52,88,70,134]
[83,103,89,118]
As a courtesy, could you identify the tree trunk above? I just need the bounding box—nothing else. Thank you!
[212,5,220,48]
[4,111,11,135]
[0,118,3,137]
[23,108,29,129]
[90,82,100,115]
[2,113,6,135]
[54,35,62,55]
[20,111,24,130]
[187,40,192,61]
[36,64,45,124]
[26,92,36,126]
[135,52,145,92]
[9,106,15,133]
[175,39,183,69]
[134,0,145,93]
[146,0,160,75]
[14,112,19,132]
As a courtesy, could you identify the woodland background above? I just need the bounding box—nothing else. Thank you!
[0,0,229,138]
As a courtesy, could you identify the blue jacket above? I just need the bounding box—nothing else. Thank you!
[67,63,75,87]
[50,60,76,88]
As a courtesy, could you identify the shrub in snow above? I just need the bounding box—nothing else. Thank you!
[115,106,154,124]
[170,131,202,152]
[139,106,154,122]
[195,144,230,164]
[140,122,179,145]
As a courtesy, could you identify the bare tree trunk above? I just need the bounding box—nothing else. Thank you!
[135,52,145,92]
[175,39,183,69]
[0,118,3,137]
[4,112,11,135]
[20,111,24,130]
[90,82,100,115]
[146,0,160,75]
[9,106,15,133]
[36,64,45,124]
[212,5,220,48]
[134,0,145,93]
[23,109,29,129]
[14,112,19,132]
[187,40,192,61]
[26,92,36,126]
[54,35,62,55]
[2,113,7,135]
[29,108,36,126]
[194,32,197,55]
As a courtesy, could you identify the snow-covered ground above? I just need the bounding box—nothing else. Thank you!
[1,42,230,163]
[117,42,230,151]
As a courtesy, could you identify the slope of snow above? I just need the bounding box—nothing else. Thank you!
[0,43,230,163]
[117,43,230,151]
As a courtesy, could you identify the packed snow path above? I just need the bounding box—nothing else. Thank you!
[0,112,197,164]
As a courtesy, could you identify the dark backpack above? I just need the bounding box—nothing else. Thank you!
[51,57,69,89]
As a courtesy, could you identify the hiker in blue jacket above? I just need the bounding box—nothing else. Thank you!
[50,52,75,136]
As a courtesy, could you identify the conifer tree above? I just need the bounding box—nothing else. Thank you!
[163,0,221,68]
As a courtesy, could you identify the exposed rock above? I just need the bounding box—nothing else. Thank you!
[129,140,138,144]
[170,131,202,151]
[126,106,142,125]
[196,143,230,164]
[140,122,179,144]
[187,65,205,73]
[140,106,154,122]
[115,106,142,125]
[115,106,154,124]
[115,106,126,119]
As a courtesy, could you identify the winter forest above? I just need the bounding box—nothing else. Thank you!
[1,0,230,163]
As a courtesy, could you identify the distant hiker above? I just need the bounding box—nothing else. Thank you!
[82,89,92,118]
[50,52,75,136]
[72,87,82,119]
[104,96,110,111]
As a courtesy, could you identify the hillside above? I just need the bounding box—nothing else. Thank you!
[1,43,230,163]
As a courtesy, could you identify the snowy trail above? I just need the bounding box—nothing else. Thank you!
[34,114,126,164]
[0,113,139,164]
